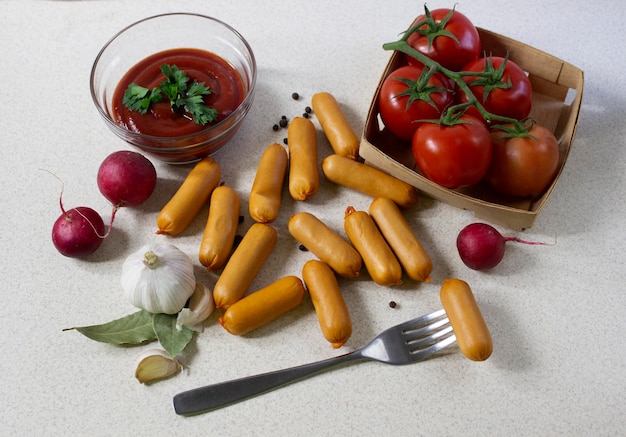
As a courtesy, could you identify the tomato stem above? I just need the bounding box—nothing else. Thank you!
[408,6,461,50]
[490,118,537,139]
[382,38,521,128]
[392,67,452,112]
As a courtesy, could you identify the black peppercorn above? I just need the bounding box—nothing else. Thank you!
[389,301,397,308]
[292,92,300,100]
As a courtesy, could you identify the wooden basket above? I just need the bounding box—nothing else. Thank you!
[359,28,584,230]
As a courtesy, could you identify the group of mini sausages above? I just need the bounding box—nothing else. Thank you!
[151,91,493,357]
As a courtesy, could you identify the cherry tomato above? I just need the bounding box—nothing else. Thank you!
[412,115,492,189]
[458,56,533,122]
[378,65,454,142]
[486,124,560,197]
[406,7,481,71]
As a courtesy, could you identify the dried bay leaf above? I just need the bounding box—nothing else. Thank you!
[65,310,157,345]
[153,313,194,357]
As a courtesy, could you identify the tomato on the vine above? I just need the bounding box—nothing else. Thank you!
[412,114,492,189]
[378,65,454,142]
[486,123,560,197]
[405,7,481,71]
[458,56,533,122]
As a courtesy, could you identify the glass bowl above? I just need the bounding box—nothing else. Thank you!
[90,13,257,164]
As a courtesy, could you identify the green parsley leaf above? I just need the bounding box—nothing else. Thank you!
[162,64,189,91]
[159,64,187,105]
[187,80,211,98]
[122,83,162,114]
[181,80,217,125]
[186,97,219,125]
[122,64,218,125]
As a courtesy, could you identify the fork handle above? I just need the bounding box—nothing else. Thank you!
[173,351,363,415]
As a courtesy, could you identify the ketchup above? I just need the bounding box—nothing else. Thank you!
[112,48,245,137]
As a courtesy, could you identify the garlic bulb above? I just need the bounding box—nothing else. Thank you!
[121,242,196,314]
[177,283,215,332]
[135,349,181,384]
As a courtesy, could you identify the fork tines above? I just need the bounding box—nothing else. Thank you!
[401,309,455,354]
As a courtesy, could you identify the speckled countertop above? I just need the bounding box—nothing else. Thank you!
[1,1,624,436]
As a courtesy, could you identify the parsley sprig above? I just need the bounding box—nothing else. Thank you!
[122,64,218,126]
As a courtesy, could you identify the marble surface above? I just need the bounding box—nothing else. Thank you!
[1,1,624,435]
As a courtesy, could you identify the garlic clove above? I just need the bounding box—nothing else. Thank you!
[176,283,215,332]
[135,349,182,384]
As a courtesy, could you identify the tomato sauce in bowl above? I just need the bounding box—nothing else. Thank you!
[91,13,256,163]
[112,48,245,137]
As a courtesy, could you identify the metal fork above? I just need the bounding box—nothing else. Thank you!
[173,309,456,415]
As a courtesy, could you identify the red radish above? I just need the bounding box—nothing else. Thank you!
[52,206,106,258]
[97,150,157,208]
[456,222,551,270]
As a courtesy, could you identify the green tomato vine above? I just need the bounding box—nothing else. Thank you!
[382,15,534,135]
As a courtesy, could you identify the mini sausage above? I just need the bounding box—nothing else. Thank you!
[213,223,278,309]
[343,206,402,286]
[368,197,432,282]
[302,260,352,348]
[440,278,493,361]
[198,185,241,270]
[322,154,419,208]
[249,143,288,223]
[311,92,360,160]
[288,211,362,278]
[219,276,305,336]
[287,117,319,201]
[156,157,221,236]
